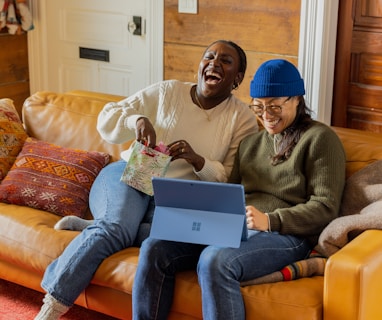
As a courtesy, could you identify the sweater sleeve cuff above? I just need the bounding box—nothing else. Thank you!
[265,213,272,232]
[194,158,226,182]
[268,213,281,232]
[125,114,146,130]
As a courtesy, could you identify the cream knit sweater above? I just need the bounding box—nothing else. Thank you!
[97,80,258,182]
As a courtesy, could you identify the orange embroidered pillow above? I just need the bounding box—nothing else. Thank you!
[0,99,28,181]
[0,137,110,217]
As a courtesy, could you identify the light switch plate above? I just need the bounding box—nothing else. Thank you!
[178,0,198,14]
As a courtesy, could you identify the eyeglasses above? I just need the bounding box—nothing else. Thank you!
[249,97,291,116]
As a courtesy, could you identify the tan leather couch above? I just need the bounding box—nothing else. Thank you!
[1,90,382,320]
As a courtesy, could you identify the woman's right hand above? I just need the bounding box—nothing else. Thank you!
[136,117,156,148]
[245,206,269,231]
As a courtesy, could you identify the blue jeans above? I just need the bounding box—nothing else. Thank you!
[132,230,311,320]
[41,160,155,306]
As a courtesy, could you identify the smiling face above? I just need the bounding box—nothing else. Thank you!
[252,96,299,135]
[197,41,243,102]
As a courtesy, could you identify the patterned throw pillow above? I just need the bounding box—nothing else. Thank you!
[0,99,28,181]
[0,137,110,217]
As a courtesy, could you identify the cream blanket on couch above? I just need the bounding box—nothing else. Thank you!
[242,160,382,286]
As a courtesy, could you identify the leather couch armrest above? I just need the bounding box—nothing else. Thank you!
[324,229,382,320]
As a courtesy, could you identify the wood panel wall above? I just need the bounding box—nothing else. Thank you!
[0,33,30,117]
[164,0,301,103]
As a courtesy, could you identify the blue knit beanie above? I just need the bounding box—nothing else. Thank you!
[250,59,305,98]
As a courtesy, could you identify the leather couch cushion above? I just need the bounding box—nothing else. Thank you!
[0,202,138,294]
[0,198,325,319]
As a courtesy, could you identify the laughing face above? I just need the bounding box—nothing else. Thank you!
[196,41,243,105]
[252,96,299,135]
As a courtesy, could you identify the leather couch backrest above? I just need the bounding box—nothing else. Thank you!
[22,91,382,178]
[22,91,130,162]
[332,127,382,178]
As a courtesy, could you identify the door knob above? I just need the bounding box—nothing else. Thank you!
[128,16,143,35]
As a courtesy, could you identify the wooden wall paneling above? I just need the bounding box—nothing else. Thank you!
[164,0,301,53]
[0,82,30,118]
[164,0,301,103]
[164,43,297,103]
[0,33,30,117]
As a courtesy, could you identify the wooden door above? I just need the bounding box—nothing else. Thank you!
[332,0,382,133]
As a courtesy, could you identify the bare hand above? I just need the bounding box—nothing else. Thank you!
[167,140,205,171]
[245,205,269,231]
[136,117,156,148]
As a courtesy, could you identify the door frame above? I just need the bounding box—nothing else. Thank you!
[298,0,339,125]
[27,0,164,94]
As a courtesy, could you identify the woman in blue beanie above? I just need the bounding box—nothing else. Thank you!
[132,59,346,320]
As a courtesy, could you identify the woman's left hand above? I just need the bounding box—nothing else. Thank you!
[168,140,205,172]
[245,206,269,231]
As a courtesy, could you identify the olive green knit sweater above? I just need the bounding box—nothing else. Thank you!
[229,121,346,245]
